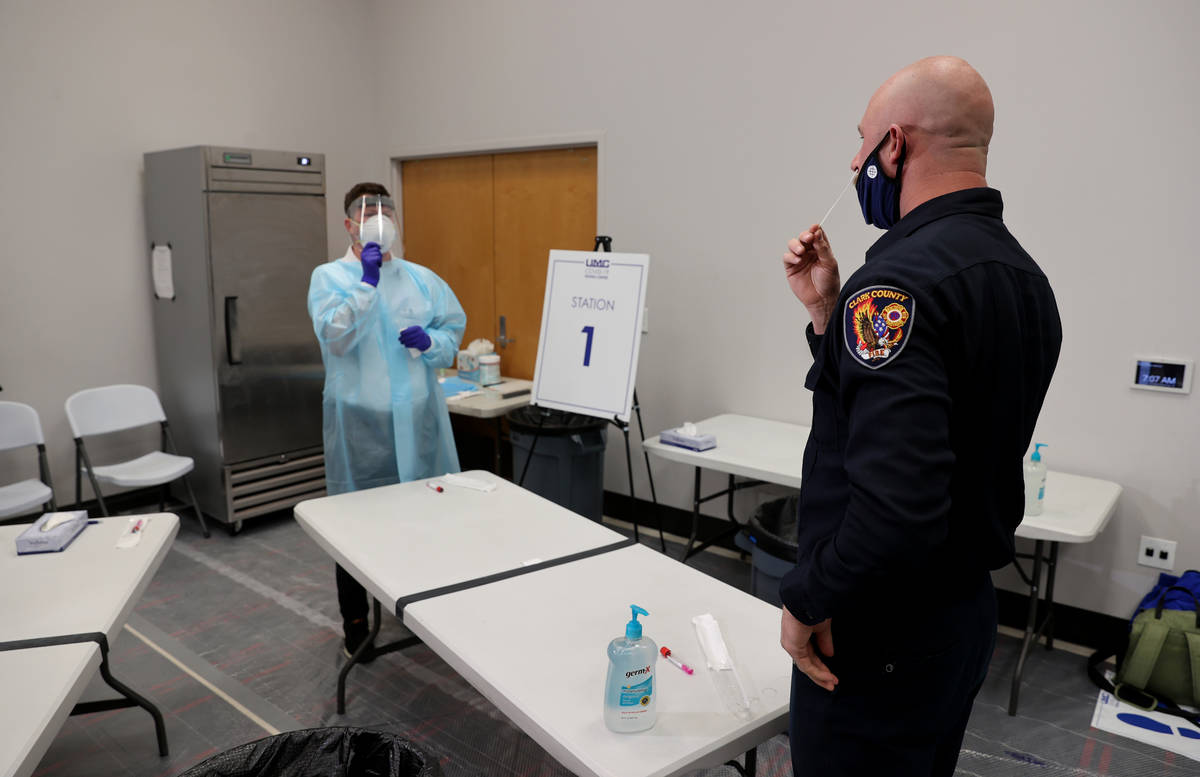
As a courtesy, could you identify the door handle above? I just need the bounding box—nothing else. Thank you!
[225,296,242,365]
[498,315,516,349]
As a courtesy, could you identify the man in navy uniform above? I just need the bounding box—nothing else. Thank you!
[779,56,1062,776]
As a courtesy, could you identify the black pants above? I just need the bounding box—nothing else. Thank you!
[789,574,996,776]
[336,564,369,635]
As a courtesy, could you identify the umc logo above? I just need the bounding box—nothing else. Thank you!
[585,256,610,278]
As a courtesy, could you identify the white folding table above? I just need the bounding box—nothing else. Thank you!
[1008,472,1122,715]
[294,473,790,777]
[644,414,1123,718]
[0,513,180,773]
[0,644,98,777]
[642,414,809,561]
[443,377,532,420]
[444,377,533,474]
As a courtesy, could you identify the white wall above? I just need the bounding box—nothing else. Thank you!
[371,0,1200,619]
[2,0,1195,621]
[0,0,386,498]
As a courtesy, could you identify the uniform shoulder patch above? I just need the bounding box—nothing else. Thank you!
[842,285,916,369]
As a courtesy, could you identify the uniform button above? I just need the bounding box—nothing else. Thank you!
[885,663,894,673]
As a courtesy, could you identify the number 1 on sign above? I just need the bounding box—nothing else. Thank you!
[581,325,595,367]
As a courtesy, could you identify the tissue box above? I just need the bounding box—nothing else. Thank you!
[659,428,717,452]
[16,511,89,555]
[457,351,480,382]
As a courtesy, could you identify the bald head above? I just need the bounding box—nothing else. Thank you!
[853,56,994,213]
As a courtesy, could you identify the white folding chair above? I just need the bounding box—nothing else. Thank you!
[64,384,209,537]
[0,401,57,519]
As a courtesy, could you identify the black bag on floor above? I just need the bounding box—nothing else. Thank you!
[179,726,441,777]
[1087,570,1200,725]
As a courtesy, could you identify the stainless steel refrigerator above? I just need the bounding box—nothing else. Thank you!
[144,146,328,533]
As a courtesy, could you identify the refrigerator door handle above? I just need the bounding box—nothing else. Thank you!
[225,296,242,365]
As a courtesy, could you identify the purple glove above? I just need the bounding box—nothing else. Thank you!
[360,242,382,287]
[399,325,432,352]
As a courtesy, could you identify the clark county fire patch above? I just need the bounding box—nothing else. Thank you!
[842,285,916,369]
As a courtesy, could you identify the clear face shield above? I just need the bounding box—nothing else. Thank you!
[346,194,398,254]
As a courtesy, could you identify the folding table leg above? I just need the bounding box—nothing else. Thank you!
[97,651,168,756]
[683,467,703,560]
[724,746,756,776]
[338,597,385,714]
[69,636,169,757]
[1044,542,1059,650]
[1008,539,1043,716]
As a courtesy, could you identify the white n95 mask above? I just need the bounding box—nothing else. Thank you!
[358,214,398,254]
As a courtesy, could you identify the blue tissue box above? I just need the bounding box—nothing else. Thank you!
[659,428,717,452]
[16,511,89,555]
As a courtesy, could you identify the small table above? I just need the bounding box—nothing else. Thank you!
[444,377,532,472]
[1008,472,1121,715]
[642,414,808,560]
[0,514,179,772]
[443,377,533,419]
[294,473,790,777]
[644,414,1123,718]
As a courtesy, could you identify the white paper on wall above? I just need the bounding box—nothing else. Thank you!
[151,244,174,300]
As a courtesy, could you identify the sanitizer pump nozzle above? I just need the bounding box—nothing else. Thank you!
[626,605,648,639]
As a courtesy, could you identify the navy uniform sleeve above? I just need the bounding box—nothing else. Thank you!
[781,283,954,624]
[804,322,822,358]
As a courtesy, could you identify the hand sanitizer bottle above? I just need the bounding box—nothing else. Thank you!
[603,605,657,733]
[1023,443,1048,516]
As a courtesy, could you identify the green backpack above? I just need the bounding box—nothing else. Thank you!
[1113,584,1200,711]
[1087,577,1200,724]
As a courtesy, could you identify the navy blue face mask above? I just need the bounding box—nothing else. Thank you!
[856,132,905,230]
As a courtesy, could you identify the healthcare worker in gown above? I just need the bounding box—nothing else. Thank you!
[308,182,466,660]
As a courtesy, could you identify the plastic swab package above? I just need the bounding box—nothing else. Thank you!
[692,612,755,720]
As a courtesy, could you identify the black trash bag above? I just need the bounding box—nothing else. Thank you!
[745,495,800,561]
[179,727,441,777]
[506,405,607,434]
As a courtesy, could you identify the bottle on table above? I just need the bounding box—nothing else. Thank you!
[603,604,657,733]
[1023,443,1048,516]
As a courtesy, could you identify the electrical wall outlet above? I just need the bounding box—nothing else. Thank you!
[1138,535,1177,571]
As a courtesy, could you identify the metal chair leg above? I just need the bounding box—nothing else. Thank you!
[180,473,210,538]
[74,443,82,509]
[37,443,57,512]
[76,440,108,516]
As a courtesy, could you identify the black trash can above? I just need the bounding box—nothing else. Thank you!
[179,727,441,777]
[734,495,800,607]
[507,406,607,521]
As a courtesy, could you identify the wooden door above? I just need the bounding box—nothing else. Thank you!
[400,146,597,380]
[493,147,597,379]
[400,154,495,350]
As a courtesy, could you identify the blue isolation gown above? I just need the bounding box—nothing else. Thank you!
[308,248,466,494]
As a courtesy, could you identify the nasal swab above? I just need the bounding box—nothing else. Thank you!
[818,170,858,229]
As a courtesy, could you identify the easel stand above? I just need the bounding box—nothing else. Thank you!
[517,236,665,553]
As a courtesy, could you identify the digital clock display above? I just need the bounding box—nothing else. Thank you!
[1135,360,1186,389]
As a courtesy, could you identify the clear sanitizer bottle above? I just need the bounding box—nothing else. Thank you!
[603,605,657,733]
[1023,443,1048,516]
